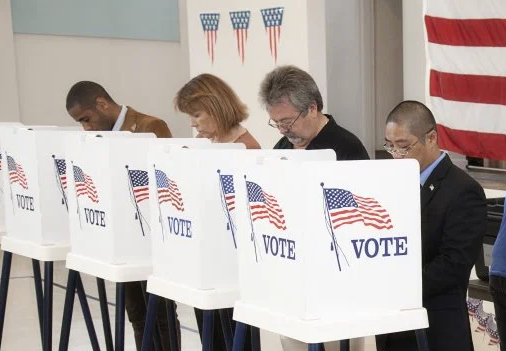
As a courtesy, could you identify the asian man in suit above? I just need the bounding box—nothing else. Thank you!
[377,100,487,351]
[66,81,177,351]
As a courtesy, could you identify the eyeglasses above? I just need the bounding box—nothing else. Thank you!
[268,111,303,130]
[383,127,435,156]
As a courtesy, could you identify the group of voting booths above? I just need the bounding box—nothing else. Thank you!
[0,123,430,350]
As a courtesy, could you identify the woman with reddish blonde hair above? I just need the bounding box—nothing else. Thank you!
[175,73,260,149]
[174,73,258,350]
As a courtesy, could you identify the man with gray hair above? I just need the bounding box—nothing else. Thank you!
[260,66,369,350]
[260,65,369,160]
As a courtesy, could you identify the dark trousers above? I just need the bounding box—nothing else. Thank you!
[490,275,506,350]
[194,308,252,350]
[125,281,181,351]
[376,307,474,351]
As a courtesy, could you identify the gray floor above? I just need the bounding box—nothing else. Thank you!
[0,253,202,351]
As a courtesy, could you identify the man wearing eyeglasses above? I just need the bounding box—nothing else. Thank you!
[259,66,369,351]
[376,100,486,351]
[260,65,369,160]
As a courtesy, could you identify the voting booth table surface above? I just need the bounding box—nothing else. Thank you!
[0,127,101,351]
[142,148,336,351]
[62,136,213,351]
[231,158,429,351]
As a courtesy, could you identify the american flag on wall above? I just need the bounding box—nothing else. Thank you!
[260,7,284,63]
[7,155,28,189]
[73,165,99,203]
[246,181,286,231]
[323,188,393,230]
[424,0,506,160]
[128,169,149,204]
[200,13,220,64]
[229,11,251,64]
[155,169,184,212]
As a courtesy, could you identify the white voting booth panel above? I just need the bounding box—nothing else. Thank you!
[233,158,427,342]
[147,148,335,309]
[65,137,212,281]
[66,133,154,264]
[0,123,24,234]
[0,127,93,260]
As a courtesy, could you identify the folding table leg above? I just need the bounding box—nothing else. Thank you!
[141,294,159,351]
[0,251,13,348]
[75,273,100,351]
[115,283,126,351]
[43,261,54,351]
[97,278,114,351]
[219,309,233,351]
[232,322,247,351]
[202,310,214,351]
[32,259,44,345]
[415,329,430,351]
[58,270,78,351]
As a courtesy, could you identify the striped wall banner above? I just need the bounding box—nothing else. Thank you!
[424,0,506,160]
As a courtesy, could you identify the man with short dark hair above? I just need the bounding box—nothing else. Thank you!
[377,100,487,351]
[67,81,172,137]
[260,65,369,160]
[66,81,176,351]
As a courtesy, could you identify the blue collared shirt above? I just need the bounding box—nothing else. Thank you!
[420,152,446,186]
[491,195,506,278]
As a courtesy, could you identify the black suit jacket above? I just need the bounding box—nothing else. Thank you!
[377,154,486,351]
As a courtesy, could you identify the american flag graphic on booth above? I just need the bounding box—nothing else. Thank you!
[424,1,506,160]
[200,13,220,64]
[73,165,99,203]
[155,169,184,212]
[7,155,28,189]
[54,159,67,190]
[128,170,149,204]
[323,188,393,230]
[219,174,235,212]
[229,11,251,64]
[260,7,284,63]
[246,181,286,231]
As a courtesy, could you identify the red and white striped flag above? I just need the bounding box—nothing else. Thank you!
[200,13,220,64]
[424,0,506,160]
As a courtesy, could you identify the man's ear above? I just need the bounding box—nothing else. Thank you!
[95,97,109,112]
[309,102,318,118]
[429,130,438,147]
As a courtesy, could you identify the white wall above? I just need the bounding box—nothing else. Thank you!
[402,0,426,103]
[186,0,327,149]
[374,0,404,149]
[10,0,192,137]
[325,0,375,158]
[0,0,21,122]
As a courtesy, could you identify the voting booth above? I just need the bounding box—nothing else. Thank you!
[64,135,213,279]
[232,158,429,344]
[0,127,80,258]
[146,148,335,309]
[0,123,24,235]
[59,136,218,351]
[0,126,105,351]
